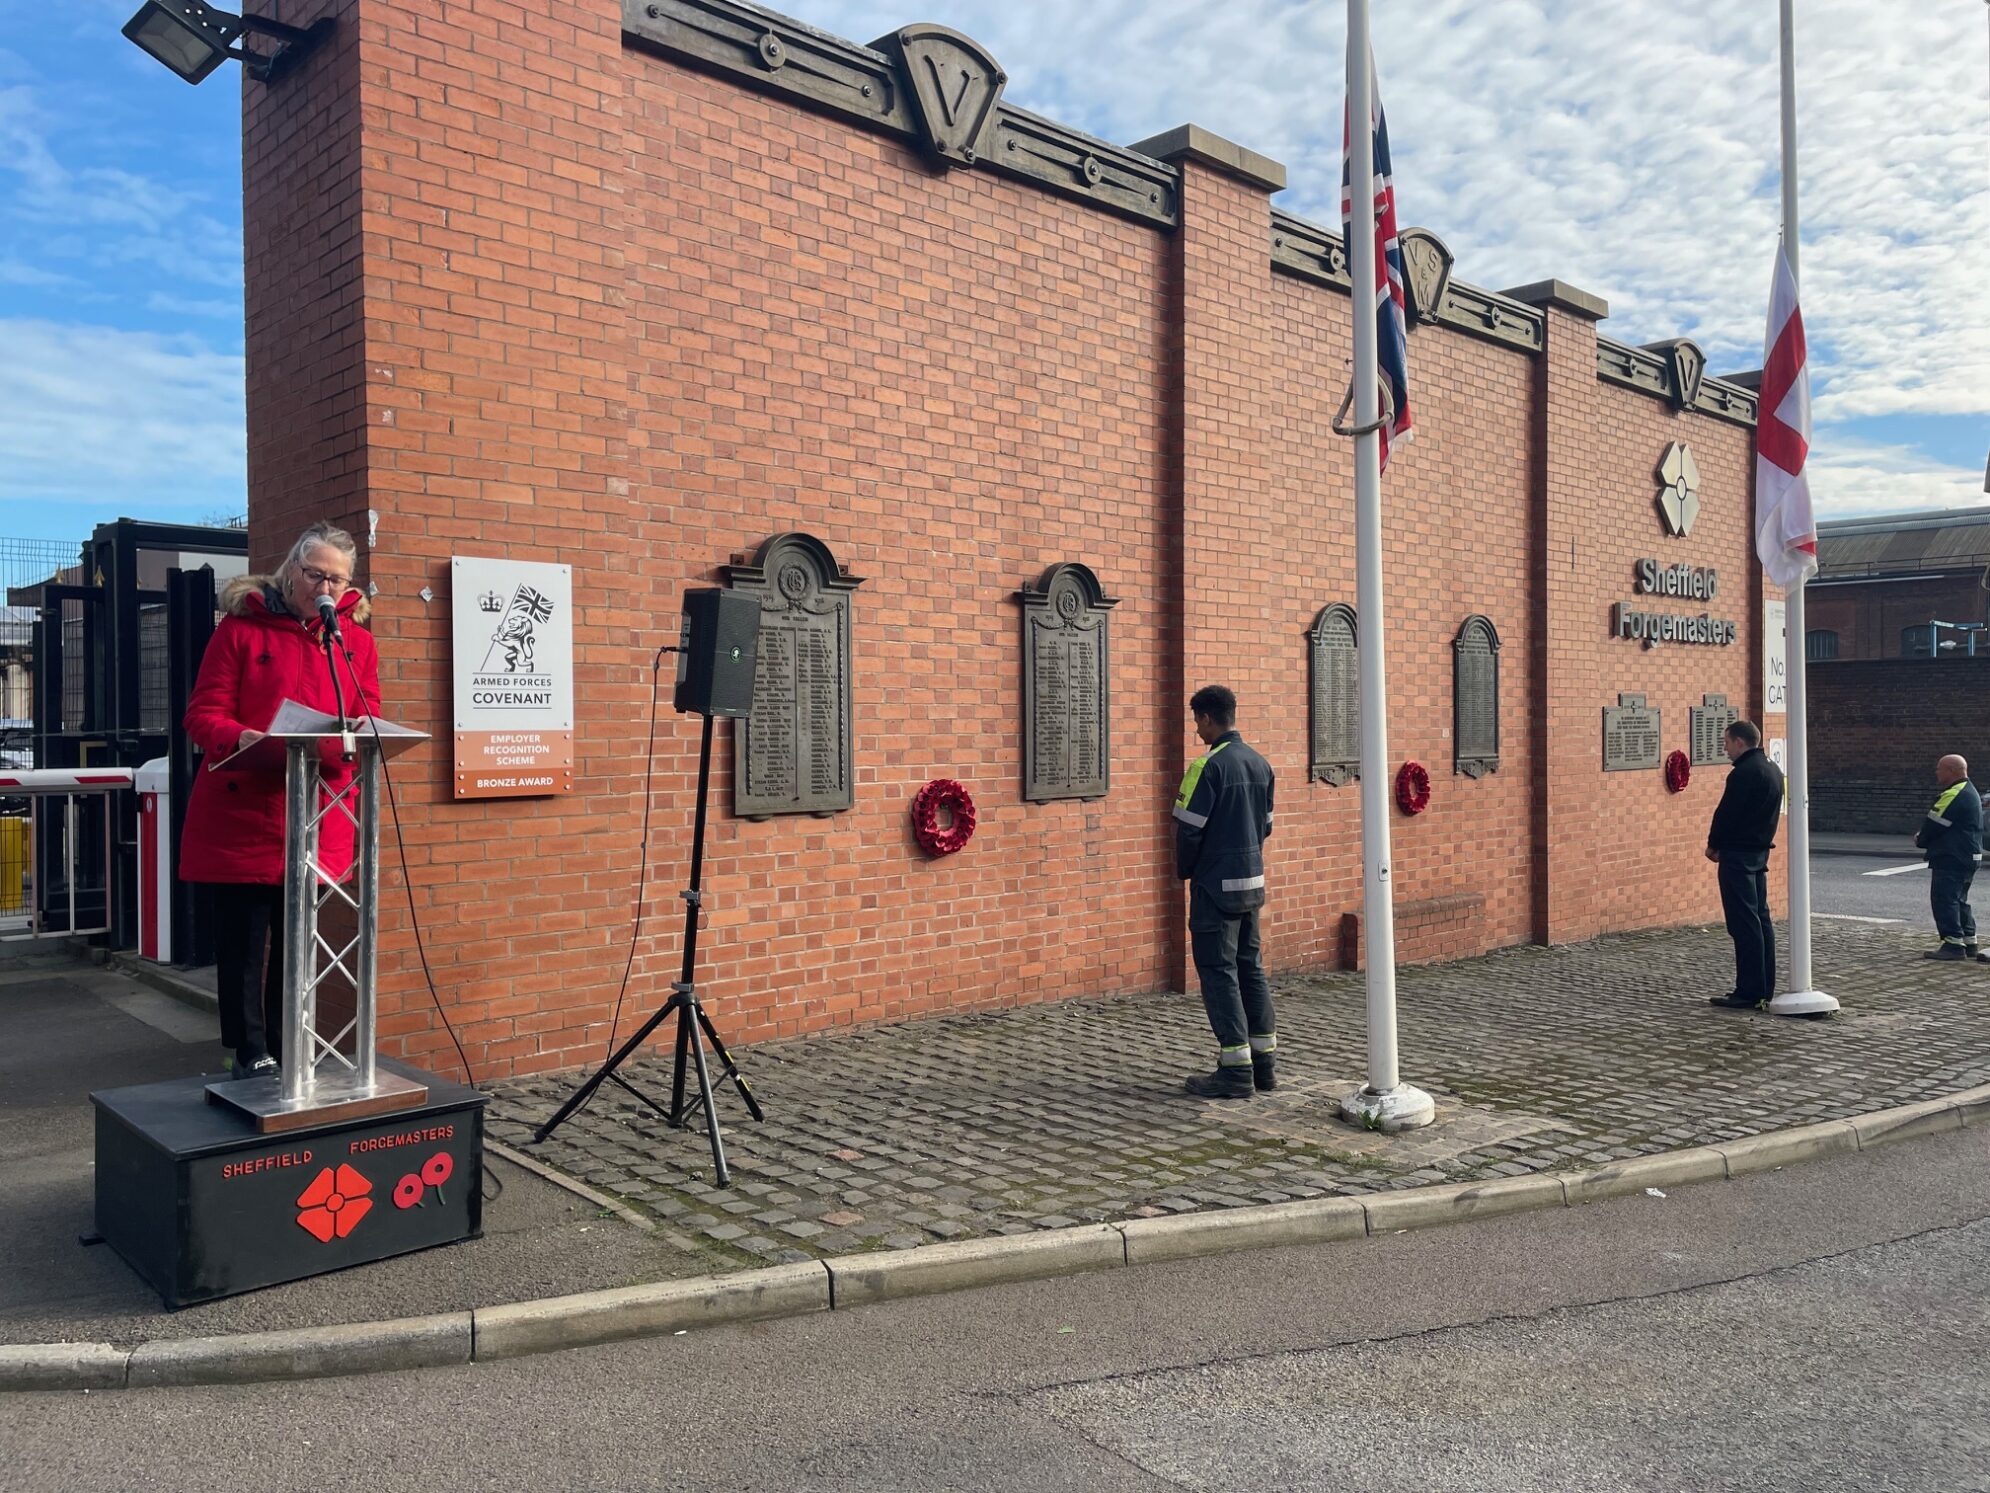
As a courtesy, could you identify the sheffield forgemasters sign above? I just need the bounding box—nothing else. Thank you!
[1613,559,1738,649]
[451,556,574,799]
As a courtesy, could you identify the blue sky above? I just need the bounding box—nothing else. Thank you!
[1,0,1984,547]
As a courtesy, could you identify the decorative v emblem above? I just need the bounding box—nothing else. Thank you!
[924,55,975,123]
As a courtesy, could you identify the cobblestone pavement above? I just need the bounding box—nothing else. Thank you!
[486,919,1990,1273]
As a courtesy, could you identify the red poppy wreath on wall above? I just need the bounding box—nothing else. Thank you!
[1665,750,1691,793]
[1395,761,1431,816]
[911,779,977,856]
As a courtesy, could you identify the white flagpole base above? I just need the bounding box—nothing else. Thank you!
[1767,989,1839,1018]
[1340,1083,1436,1133]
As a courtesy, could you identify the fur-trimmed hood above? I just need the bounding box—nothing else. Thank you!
[221,573,372,627]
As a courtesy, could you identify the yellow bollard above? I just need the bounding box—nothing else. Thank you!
[0,817,26,913]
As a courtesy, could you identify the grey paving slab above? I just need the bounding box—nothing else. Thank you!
[488,919,1990,1259]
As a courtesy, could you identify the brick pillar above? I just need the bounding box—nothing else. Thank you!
[243,0,368,572]
[1508,281,1610,945]
[244,0,638,1077]
[1133,127,1287,991]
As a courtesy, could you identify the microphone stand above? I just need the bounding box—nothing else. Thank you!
[317,604,356,762]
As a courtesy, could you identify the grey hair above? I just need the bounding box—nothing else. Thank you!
[284,521,359,575]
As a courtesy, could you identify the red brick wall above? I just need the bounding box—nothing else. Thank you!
[243,0,369,567]
[1578,376,1765,934]
[1253,278,1540,969]
[239,3,1782,1077]
[621,61,1175,1049]
[349,0,638,1077]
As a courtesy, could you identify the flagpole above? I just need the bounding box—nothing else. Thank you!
[1767,0,1835,1017]
[1339,0,1433,1131]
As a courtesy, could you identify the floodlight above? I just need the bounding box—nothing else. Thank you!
[122,2,333,86]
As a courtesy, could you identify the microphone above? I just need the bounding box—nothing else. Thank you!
[316,593,344,643]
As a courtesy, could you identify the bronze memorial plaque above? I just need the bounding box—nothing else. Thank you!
[1020,563,1116,802]
[1689,692,1740,766]
[1453,614,1502,778]
[1309,603,1359,786]
[1603,692,1663,772]
[726,533,864,818]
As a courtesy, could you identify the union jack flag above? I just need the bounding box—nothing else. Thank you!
[511,585,554,624]
[1340,44,1413,470]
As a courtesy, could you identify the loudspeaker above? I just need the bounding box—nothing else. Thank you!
[673,588,761,717]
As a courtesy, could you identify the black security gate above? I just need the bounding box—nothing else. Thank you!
[24,520,246,953]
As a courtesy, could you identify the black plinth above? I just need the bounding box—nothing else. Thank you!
[91,1058,486,1308]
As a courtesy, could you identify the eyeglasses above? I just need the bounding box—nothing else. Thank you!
[298,565,351,590]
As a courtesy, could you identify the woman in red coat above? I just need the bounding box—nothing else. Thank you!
[180,521,382,1077]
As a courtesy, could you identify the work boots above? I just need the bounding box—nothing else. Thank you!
[1252,1052,1277,1092]
[1184,1066,1255,1100]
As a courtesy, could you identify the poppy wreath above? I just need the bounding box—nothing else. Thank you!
[1395,761,1432,816]
[1665,749,1692,794]
[911,778,977,857]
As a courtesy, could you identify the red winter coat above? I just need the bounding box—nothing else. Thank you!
[179,577,383,885]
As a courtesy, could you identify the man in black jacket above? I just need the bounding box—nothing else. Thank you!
[1173,685,1277,1098]
[1914,754,1984,962]
[1706,719,1786,1009]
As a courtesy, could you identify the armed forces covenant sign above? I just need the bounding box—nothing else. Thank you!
[451,556,574,799]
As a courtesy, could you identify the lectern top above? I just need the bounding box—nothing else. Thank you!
[208,698,429,772]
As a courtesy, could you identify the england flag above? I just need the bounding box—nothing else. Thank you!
[1340,45,1413,470]
[1755,244,1817,588]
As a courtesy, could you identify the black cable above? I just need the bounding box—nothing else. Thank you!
[334,640,500,1202]
[337,631,672,1134]
[595,644,672,1077]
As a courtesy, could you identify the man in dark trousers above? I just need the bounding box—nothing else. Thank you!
[1915,753,1984,962]
[1173,685,1277,1098]
[1706,719,1786,1010]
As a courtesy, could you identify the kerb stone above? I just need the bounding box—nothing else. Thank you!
[1119,1198,1366,1265]
[473,1262,828,1361]
[827,1225,1123,1308]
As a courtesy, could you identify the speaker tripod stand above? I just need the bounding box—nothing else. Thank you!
[533,711,763,1185]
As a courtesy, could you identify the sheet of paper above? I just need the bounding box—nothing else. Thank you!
[206,699,426,771]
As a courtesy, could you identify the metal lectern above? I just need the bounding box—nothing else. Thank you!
[205,706,429,1133]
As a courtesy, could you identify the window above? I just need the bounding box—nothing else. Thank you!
[1805,629,1839,661]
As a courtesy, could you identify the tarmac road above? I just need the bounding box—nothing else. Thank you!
[1813,848,1943,929]
[7,1124,1989,1492]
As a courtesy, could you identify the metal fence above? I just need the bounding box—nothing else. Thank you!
[0,537,87,594]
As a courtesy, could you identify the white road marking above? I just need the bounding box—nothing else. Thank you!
[1862,862,1929,877]
[1815,913,1905,925]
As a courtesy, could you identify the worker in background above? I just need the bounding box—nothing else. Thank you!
[1916,753,1984,962]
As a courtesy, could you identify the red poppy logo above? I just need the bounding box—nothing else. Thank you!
[295,1164,374,1243]
[392,1152,456,1211]
[422,1152,453,1198]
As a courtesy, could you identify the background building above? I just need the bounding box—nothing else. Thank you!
[1805,507,1990,661]
[1806,506,1990,835]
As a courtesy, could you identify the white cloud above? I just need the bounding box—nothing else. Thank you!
[1806,439,1985,519]
[0,82,241,289]
[0,320,245,511]
[0,259,77,288]
[145,291,242,319]
[805,0,1989,471]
